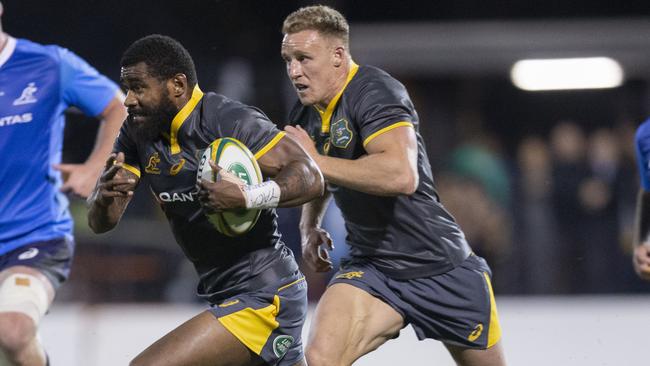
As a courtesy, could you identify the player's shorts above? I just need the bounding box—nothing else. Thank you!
[210,270,307,365]
[329,253,502,349]
[0,237,74,290]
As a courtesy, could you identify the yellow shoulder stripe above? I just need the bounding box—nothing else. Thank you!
[254,132,286,160]
[170,85,204,154]
[121,163,141,178]
[362,121,413,147]
[315,61,359,134]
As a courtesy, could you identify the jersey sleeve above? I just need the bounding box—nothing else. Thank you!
[113,124,141,178]
[635,119,650,191]
[352,74,416,148]
[58,47,119,117]
[219,104,285,160]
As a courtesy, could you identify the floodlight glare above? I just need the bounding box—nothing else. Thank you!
[510,57,624,91]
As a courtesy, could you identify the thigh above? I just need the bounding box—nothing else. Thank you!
[307,283,404,365]
[0,238,73,291]
[0,266,54,301]
[0,265,55,325]
[445,340,507,366]
[131,310,264,366]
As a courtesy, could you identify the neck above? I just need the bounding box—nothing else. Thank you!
[174,92,192,111]
[317,59,352,110]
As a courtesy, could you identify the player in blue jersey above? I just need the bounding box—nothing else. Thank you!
[633,117,650,281]
[282,6,506,366]
[0,3,127,365]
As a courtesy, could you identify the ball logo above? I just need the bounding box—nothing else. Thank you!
[227,163,251,216]
[227,163,251,184]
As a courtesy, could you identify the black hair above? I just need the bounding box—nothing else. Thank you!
[121,34,197,87]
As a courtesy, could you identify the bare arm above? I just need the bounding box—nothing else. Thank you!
[299,190,334,272]
[285,125,418,196]
[87,152,138,233]
[257,134,324,207]
[197,134,324,211]
[633,189,650,280]
[55,92,127,198]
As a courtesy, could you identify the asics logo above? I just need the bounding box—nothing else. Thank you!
[467,323,484,342]
[18,248,39,260]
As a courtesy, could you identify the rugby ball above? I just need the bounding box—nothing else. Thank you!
[197,137,263,237]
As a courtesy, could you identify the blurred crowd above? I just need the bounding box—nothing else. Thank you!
[438,120,644,294]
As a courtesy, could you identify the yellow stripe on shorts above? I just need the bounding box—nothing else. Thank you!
[217,295,281,355]
[482,272,502,347]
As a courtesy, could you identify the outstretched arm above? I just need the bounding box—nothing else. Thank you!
[87,152,138,233]
[55,93,127,198]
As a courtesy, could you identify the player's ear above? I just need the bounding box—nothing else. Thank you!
[169,73,188,97]
[332,45,345,67]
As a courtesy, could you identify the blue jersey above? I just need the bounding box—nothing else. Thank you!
[635,117,650,191]
[0,37,118,255]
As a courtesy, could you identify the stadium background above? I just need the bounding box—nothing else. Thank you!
[4,0,650,364]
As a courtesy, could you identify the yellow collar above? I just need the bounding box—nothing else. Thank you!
[314,61,359,134]
[169,85,203,154]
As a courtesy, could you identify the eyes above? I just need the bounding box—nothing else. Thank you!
[282,54,310,64]
[120,82,145,94]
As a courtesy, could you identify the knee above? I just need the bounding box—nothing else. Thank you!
[0,312,37,355]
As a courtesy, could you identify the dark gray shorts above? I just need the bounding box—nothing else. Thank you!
[0,237,74,290]
[329,254,502,349]
[210,270,308,365]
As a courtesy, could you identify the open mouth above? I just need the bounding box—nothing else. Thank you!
[294,83,308,92]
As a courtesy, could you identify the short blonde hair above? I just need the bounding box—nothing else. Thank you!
[282,5,349,46]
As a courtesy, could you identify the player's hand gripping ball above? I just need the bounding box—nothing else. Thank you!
[197,138,262,236]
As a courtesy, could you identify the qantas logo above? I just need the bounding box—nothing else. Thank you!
[156,188,199,203]
[0,113,33,127]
